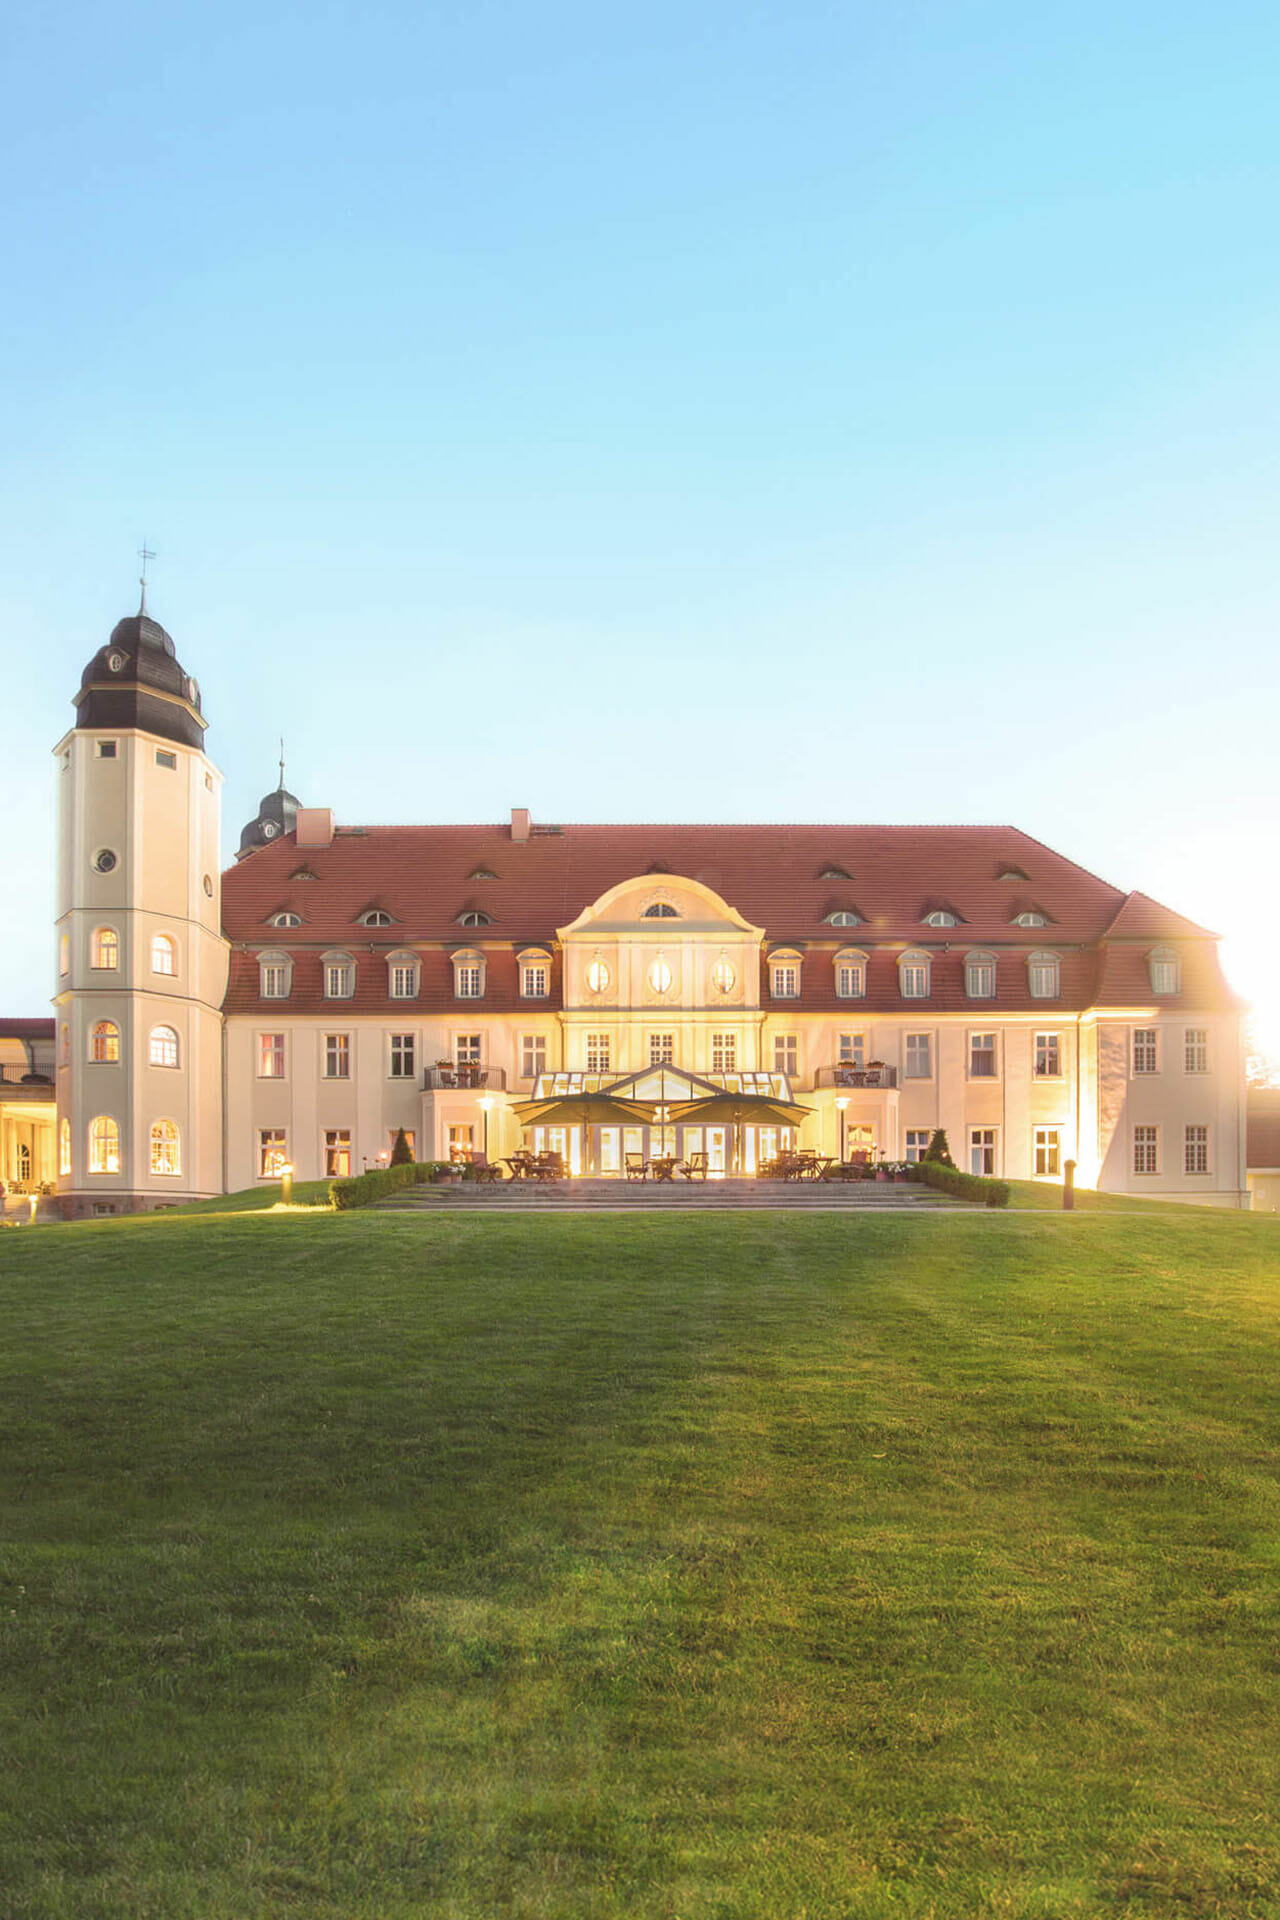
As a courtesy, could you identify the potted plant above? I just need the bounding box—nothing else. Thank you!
[875,1157,890,1182]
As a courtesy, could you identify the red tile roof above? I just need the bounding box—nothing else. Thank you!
[0,1018,55,1041]
[1102,891,1216,940]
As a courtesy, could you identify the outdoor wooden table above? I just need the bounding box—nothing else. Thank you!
[650,1156,677,1183]
[503,1154,534,1179]
[805,1155,835,1181]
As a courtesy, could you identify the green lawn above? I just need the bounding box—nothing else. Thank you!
[3,1209,1280,1919]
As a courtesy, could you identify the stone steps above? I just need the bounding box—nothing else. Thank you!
[380,1177,937,1212]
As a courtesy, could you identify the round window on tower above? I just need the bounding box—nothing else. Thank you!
[93,848,118,874]
[262,821,279,839]
[203,874,214,897]
[107,652,127,673]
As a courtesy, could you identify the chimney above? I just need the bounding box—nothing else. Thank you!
[510,807,530,843]
[295,807,335,848]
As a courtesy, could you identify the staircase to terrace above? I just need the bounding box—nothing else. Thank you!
[379,1177,940,1212]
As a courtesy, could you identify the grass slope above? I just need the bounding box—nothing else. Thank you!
[3,1209,1280,1919]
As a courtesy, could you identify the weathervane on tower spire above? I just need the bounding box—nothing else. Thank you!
[138,542,155,614]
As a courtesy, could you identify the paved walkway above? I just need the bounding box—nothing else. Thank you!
[380,1176,943,1213]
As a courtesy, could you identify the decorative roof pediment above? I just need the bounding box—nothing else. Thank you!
[558,871,762,940]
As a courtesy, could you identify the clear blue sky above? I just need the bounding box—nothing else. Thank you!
[4,1,1278,1047]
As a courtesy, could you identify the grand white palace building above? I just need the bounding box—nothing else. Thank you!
[41,600,1248,1212]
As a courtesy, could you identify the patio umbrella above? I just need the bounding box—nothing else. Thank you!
[667,1091,812,1174]
[510,1092,656,1175]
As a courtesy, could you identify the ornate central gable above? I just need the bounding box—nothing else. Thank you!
[558,872,764,1012]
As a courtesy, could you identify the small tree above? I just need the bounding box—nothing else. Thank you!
[389,1127,414,1167]
[923,1127,954,1166]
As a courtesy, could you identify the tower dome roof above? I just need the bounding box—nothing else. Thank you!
[238,783,302,858]
[75,604,206,749]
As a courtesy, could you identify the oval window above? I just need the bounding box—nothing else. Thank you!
[586,959,610,993]
[649,959,673,994]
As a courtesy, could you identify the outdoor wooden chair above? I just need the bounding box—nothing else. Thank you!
[677,1151,708,1181]
[625,1152,649,1181]
[533,1151,565,1181]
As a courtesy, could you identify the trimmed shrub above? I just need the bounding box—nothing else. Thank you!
[923,1128,955,1167]
[389,1127,414,1167]
[329,1161,434,1211]
[917,1161,1010,1208]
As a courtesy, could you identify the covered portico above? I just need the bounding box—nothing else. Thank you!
[518,1065,804,1176]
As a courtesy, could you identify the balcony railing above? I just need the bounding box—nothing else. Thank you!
[813,1064,898,1090]
[423,1065,507,1091]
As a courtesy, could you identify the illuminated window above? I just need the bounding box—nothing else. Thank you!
[1184,1125,1209,1175]
[521,1034,547,1080]
[59,933,69,976]
[388,1128,416,1159]
[1034,1032,1061,1078]
[586,1032,611,1073]
[773,1033,798,1076]
[323,1034,350,1078]
[898,952,930,998]
[712,1032,737,1073]
[969,1033,997,1078]
[904,1033,932,1079]
[150,933,176,976]
[324,954,355,999]
[90,1020,120,1063]
[649,958,674,995]
[258,1033,285,1078]
[259,1129,287,1176]
[389,1034,416,1079]
[1034,1127,1062,1176]
[965,953,996,999]
[1027,951,1060,999]
[388,954,419,999]
[1133,1029,1158,1075]
[260,951,292,998]
[324,1129,351,1177]
[150,1119,181,1176]
[149,1026,179,1069]
[649,1033,675,1066]
[969,1128,998,1175]
[711,957,736,995]
[1148,948,1181,995]
[92,928,119,969]
[59,1118,71,1176]
[1185,1028,1208,1074]
[1133,1126,1159,1175]
[88,1116,120,1174]
[586,958,611,994]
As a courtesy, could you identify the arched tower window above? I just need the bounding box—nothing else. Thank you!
[90,1021,120,1064]
[150,933,177,976]
[88,1116,120,1174]
[59,1118,71,1176]
[150,1119,181,1176]
[149,1026,179,1068]
[92,927,119,969]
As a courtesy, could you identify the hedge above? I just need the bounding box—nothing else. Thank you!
[329,1161,436,1211]
[917,1161,1010,1208]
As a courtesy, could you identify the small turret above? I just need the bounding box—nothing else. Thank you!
[238,783,301,857]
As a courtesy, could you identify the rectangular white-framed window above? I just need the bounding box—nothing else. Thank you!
[323,1033,350,1079]
[966,959,996,999]
[325,962,353,999]
[1184,1028,1208,1074]
[586,1032,611,1074]
[258,1032,285,1078]
[455,1034,482,1067]
[836,962,865,999]
[261,963,289,998]
[521,1034,546,1080]
[1150,957,1180,995]
[837,1033,866,1067]
[522,964,549,999]
[456,965,482,998]
[712,1032,737,1073]
[95,740,118,759]
[1133,1125,1159,1175]
[650,1032,675,1067]
[1034,1032,1061,1078]
[969,1127,997,1176]
[968,1032,997,1079]
[324,1129,351,1177]
[903,1032,932,1079]
[259,1129,287,1177]
[905,1129,931,1164]
[390,963,418,999]
[1027,956,1060,999]
[1033,1126,1062,1176]
[389,1033,416,1079]
[1132,1028,1159,1075]
[1184,1124,1210,1175]
[155,749,177,770]
[771,965,799,1000]
[773,1033,798,1077]
[900,963,929,998]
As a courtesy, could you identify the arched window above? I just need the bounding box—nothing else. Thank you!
[387,951,420,999]
[92,927,119,969]
[88,1116,120,1174]
[150,933,177,976]
[965,951,997,999]
[834,949,867,999]
[457,910,493,928]
[825,910,862,927]
[643,903,680,918]
[90,1020,120,1063]
[453,948,487,999]
[923,910,959,928]
[1148,947,1181,995]
[1027,951,1060,999]
[270,911,302,929]
[360,908,393,928]
[323,951,355,999]
[59,1117,72,1176]
[149,1119,181,1176]
[898,950,931,998]
[149,1025,179,1068]
[1012,910,1048,928]
[770,949,802,1000]
[258,950,292,998]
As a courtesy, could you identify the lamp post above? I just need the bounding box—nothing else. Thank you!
[478,1094,494,1165]
[280,1161,293,1206]
[834,1096,849,1165]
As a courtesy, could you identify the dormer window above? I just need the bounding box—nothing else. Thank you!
[834,949,867,999]
[1148,947,1181,995]
[518,948,551,998]
[825,910,862,927]
[819,865,851,880]
[270,911,302,929]
[457,910,493,928]
[289,867,318,882]
[965,951,997,999]
[769,949,802,1000]
[452,947,486,998]
[387,951,420,999]
[1012,911,1049,928]
[360,909,393,928]
[643,903,679,918]
[923,910,960,928]
[898,950,931,998]
[1028,950,1060,999]
[323,952,355,999]
[998,867,1029,883]
[259,950,292,999]
[469,867,498,881]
